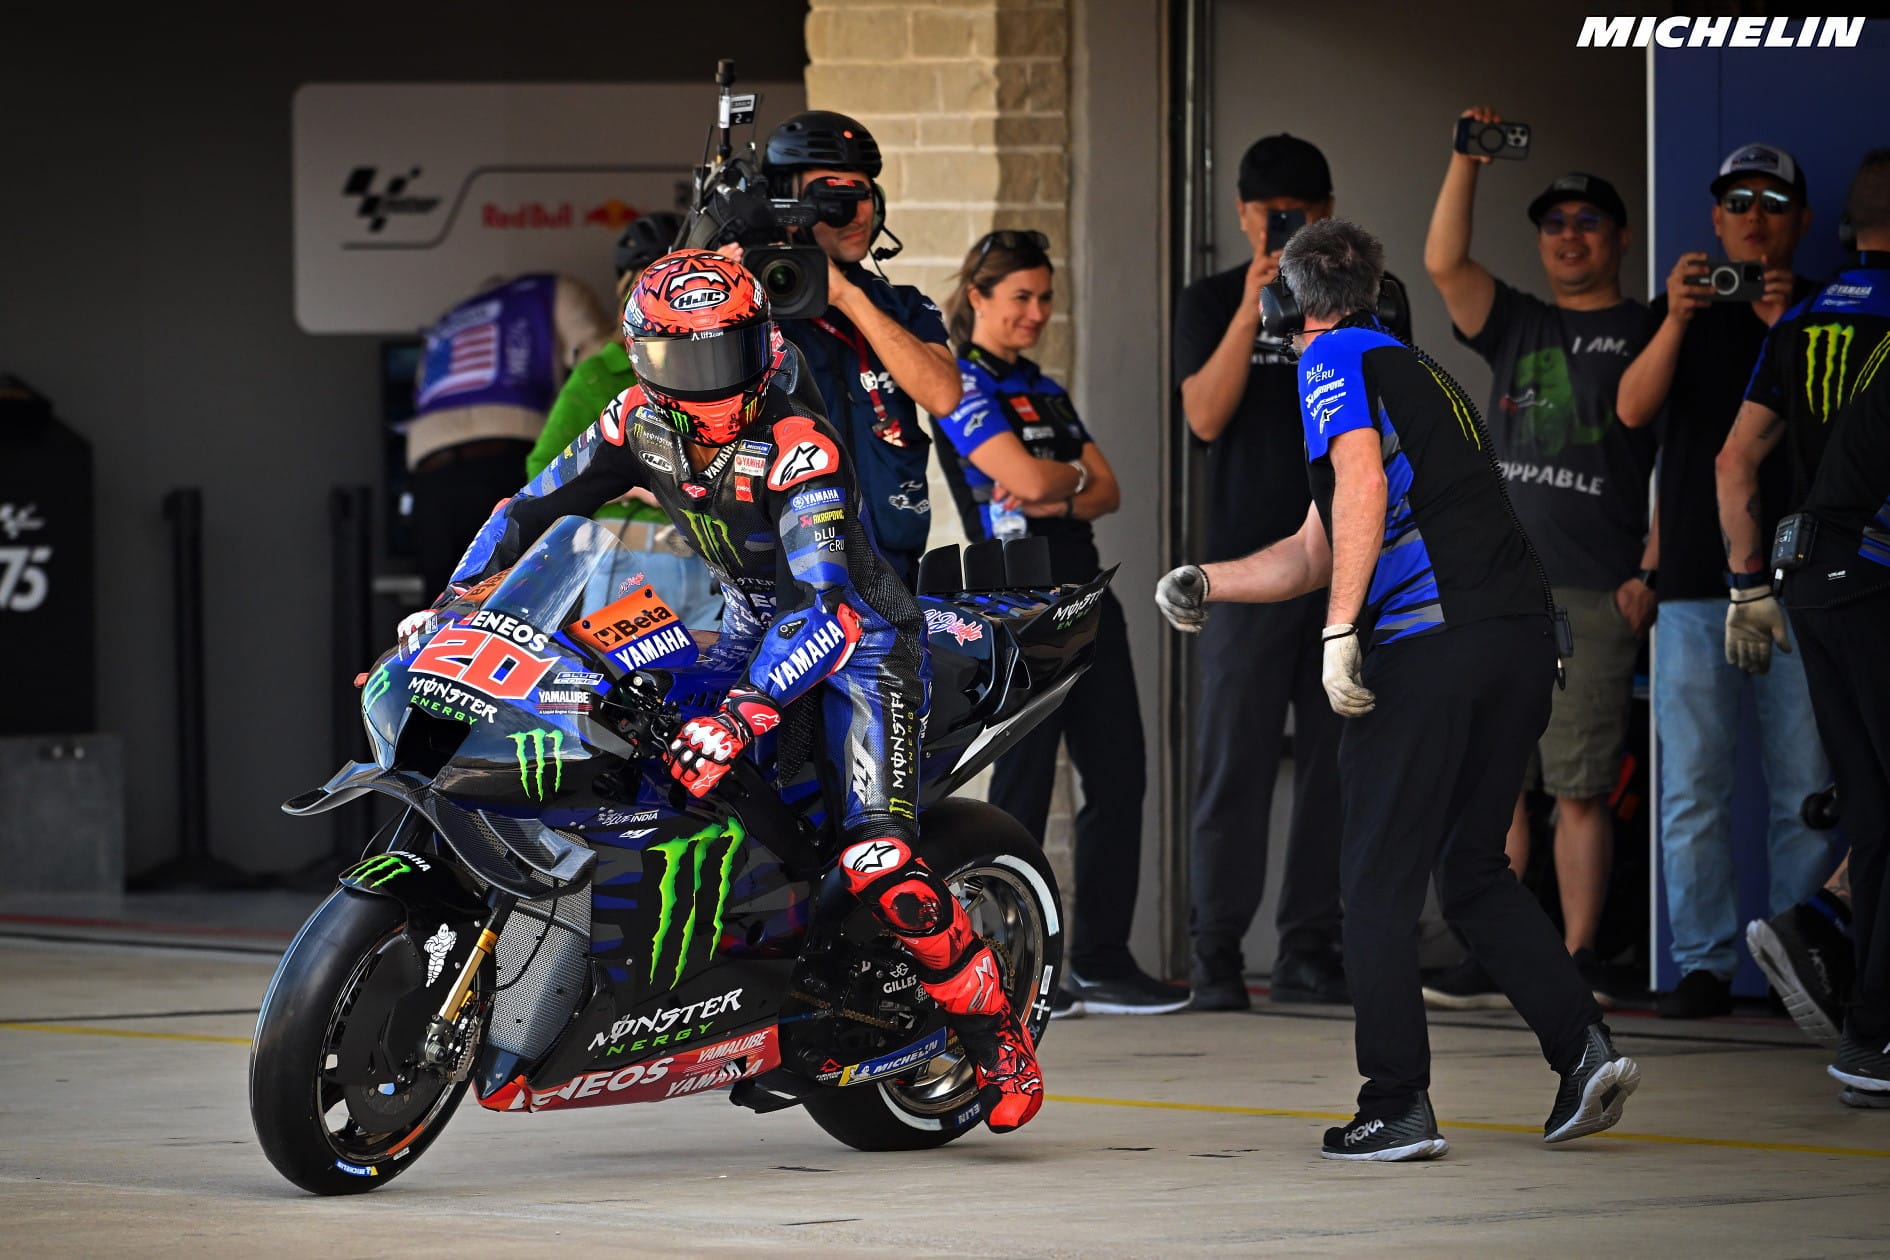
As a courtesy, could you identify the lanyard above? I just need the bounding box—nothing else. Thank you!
[813,314,907,448]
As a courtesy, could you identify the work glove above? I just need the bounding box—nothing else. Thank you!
[1156,565,1211,632]
[1320,624,1376,717]
[1725,587,1791,674]
[666,688,781,797]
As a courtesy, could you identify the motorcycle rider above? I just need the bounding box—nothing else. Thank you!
[416,250,1044,1133]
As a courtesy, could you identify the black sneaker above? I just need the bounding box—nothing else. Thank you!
[1050,987,1084,1019]
[1321,1093,1449,1162]
[1271,948,1350,1005]
[1841,1086,1890,1109]
[1827,1028,1890,1093]
[1544,1024,1641,1143]
[1655,969,1732,1019]
[1187,975,1251,1012]
[1747,906,1850,1046]
[1421,957,1512,1011]
[1572,948,1624,1010]
[1065,967,1191,1016]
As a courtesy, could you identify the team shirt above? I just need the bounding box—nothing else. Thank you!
[1788,372,1890,609]
[1297,321,1542,648]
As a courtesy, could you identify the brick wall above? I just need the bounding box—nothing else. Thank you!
[804,0,1076,877]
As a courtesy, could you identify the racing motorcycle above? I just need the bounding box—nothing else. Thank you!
[250,516,1108,1195]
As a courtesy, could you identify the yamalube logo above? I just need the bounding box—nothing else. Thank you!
[1578,15,1864,48]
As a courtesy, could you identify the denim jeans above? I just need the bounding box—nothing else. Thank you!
[1656,597,1834,977]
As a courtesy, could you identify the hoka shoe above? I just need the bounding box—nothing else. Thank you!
[1321,1092,1449,1162]
[1747,905,1851,1047]
[1544,1024,1641,1143]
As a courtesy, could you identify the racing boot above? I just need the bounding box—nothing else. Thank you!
[837,835,1046,1134]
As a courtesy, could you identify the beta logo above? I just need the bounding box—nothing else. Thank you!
[409,625,557,702]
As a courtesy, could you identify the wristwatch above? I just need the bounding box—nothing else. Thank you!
[1726,570,1769,591]
[1635,567,1657,590]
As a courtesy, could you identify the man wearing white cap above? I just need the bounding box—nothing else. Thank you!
[1617,142,1829,1020]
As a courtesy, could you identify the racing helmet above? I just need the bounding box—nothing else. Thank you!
[622,250,781,446]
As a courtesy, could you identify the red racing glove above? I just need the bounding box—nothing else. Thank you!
[666,688,781,797]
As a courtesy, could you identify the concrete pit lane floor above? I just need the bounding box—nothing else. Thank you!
[2,903,1888,1258]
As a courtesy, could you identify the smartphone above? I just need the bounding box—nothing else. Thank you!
[1685,259,1765,302]
[1454,118,1531,161]
[1266,208,1306,255]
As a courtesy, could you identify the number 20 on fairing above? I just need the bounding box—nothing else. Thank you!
[408,627,557,702]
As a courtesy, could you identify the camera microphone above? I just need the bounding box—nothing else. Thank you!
[871,226,905,262]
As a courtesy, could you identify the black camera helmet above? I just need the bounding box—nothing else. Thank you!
[614,211,685,281]
[763,111,900,259]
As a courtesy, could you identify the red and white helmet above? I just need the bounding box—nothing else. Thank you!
[622,250,783,446]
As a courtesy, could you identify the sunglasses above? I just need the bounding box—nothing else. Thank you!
[971,229,1050,272]
[1539,209,1606,237]
[1719,188,1796,216]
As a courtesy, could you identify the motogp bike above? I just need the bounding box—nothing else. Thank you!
[250,517,1107,1194]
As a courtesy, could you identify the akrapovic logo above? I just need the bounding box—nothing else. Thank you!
[1578,16,1865,48]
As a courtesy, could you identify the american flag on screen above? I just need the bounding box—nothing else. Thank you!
[416,320,501,409]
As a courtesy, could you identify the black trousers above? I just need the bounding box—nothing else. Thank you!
[409,441,536,599]
[1792,588,1890,1044]
[1341,616,1601,1114]
[989,588,1146,977]
[1189,592,1343,976]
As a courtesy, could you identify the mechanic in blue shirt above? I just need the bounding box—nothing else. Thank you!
[932,229,1187,1018]
[1157,219,1639,1162]
[761,112,963,585]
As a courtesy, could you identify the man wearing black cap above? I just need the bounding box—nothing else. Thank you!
[1172,133,1348,1009]
[759,110,962,584]
[1424,107,1655,1010]
[1615,143,1829,1022]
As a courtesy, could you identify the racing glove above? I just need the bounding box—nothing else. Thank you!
[395,608,435,656]
[1320,624,1376,717]
[1725,587,1792,675]
[666,687,781,798]
[1156,565,1211,633]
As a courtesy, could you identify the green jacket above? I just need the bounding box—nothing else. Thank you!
[526,341,666,524]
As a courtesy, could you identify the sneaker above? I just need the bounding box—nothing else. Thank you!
[1187,975,1252,1012]
[1321,1092,1449,1162]
[1050,986,1084,1020]
[1544,1023,1641,1143]
[1840,1086,1890,1109]
[1571,948,1623,1010]
[1270,948,1350,1005]
[1421,957,1512,1011]
[1827,1028,1890,1094]
[1655,969,1732,1020]
[1066,967,1192,1016]
[1747,906,1851,1046]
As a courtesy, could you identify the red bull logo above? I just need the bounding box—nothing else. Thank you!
[585,199,638,230]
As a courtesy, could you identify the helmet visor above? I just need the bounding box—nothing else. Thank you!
[627,319,772,400]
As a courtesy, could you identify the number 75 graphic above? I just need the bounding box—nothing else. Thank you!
[0,547,52,611]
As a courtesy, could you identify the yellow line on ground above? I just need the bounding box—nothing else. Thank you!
[0,1022,251,1047]
[1048,1093,1890,1159]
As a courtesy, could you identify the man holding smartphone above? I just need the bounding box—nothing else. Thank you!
[1424,107,1655,1010]
[1615,143,1829,1021]
[1172,134,1349,1008]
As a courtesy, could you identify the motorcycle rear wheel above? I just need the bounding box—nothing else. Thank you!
[801,799,1064,1151]
[250,889,480,1195]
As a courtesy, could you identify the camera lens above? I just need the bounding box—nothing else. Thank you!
[762,259,804,299]
[1479,127,1503,153]
[1711,264,1739,295]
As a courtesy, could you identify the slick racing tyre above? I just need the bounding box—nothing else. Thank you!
[802,798,1064,1151]
[250,889,483,1195]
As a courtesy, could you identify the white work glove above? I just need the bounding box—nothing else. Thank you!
[396,608,435,656]
[1724,587,1791,674]
[1156,565,1211,632]
[1320,624,1376,717]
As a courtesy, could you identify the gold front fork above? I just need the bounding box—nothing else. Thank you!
[435,926,499,1022]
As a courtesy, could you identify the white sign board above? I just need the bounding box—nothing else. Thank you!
[292,81,805,335]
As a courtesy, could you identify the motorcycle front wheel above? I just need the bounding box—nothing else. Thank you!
[801,798,1064,1151]
[249,889,482,1195]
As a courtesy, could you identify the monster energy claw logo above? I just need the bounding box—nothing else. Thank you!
[681,508,739,572]
[646,822,743,987]
[1804,323,1856,423]
[509,728,565,800]
[363,665,391,706]
[347,853,418,888]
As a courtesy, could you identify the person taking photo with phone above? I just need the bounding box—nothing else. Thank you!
[1614,143,1830,1020]
[1423,106,1655,1010]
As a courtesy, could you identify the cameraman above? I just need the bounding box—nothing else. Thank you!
[1156,220,1638,1160]
[1614,144,1826,1020]
[760,111,962,583]
[1424,107,1654,1008]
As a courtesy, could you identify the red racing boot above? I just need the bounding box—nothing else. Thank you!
[838,836,1046,1134]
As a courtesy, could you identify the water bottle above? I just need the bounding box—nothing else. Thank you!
[989,498,1026,541]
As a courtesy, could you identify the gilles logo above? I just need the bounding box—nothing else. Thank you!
[341,166,442,233]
